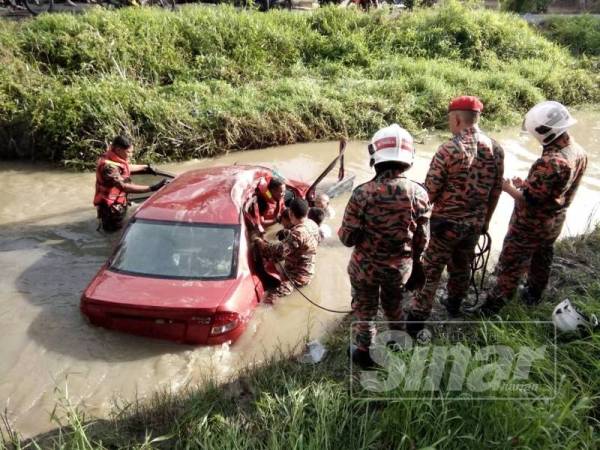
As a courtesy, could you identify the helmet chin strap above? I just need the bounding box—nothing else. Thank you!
[368,143,375,167]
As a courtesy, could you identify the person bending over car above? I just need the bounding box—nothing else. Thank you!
[248,176,286,234]
[94,135,169,232]
[254,198,320,303]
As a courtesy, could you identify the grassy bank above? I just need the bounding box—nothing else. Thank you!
[538,15,600,56]
[3,226,599,449]
[0,3,598,168]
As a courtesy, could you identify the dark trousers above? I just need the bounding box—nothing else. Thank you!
[351,275,406,351]
[97,203,127,232]
[490,230,555,301]
[410,219,479,317]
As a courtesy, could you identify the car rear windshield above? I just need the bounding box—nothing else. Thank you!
[110,220,238,280]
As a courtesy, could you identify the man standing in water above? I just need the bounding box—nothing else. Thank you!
[480,101,587,314]
[406,96,504,333]
[254,198,320,303]
[339,124,431,369]
[315,193,335,219]
[94,135,168,232]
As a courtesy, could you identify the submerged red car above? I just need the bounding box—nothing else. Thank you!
[81,143,353,345]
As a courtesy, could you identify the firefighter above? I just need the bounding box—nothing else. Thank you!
[249,177,287,235]
[94,135,168,232]
[480,101,587,314]
[315,193,335,219]
[254,198,320,304]
[339,124,431,369]
[407,96,504,330]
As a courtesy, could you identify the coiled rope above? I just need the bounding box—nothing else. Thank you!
[465,232,492,307]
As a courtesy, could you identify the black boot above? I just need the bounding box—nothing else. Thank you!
[405,312,426,339]
[521,286,542,307]
[478,294,506,317]
[350,347,378,370]
[440,296,463,317]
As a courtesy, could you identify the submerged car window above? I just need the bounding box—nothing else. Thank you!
[111,221,237,279]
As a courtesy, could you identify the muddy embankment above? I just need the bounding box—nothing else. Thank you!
[0,4,599,167]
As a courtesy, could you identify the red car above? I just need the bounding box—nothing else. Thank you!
[81,143,353,345]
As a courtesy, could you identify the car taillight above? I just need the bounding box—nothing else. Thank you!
[210,312,240,336]
[190,316,212,325]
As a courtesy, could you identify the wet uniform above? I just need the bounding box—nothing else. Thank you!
[410,126,504,317]
[247,183,285,235]
[339,169,431,351]
[260,219,320,303]
[94,151,131,232]
[489,136,587,303]
[255,193,284,227]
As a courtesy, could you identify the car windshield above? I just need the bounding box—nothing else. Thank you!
[110,220,238,279]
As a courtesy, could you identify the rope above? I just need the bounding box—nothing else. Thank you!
[276,263,353,314]
[152,169,177,179]
[277,233,491,314]
[464,232,492,307]
[279,233,491,313]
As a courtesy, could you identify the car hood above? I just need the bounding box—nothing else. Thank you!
[83,267,239,312]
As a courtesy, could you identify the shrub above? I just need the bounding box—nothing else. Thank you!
[0,3,598,167]
[500,0,552,13]
[538,15,600,56]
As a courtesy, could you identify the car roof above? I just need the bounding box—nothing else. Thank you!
[134,165,273,225]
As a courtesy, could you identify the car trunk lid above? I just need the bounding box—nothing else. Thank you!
[84,268,236,313]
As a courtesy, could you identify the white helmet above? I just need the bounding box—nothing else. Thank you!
[552,299,598,333]
[368,124,415,167]
[523,101,577,146]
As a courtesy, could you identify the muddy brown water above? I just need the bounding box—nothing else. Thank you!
[1,109,598,438]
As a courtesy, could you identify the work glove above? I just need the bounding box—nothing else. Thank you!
[149,178,169,192]
[405,260,426,292]
[145,164,157,175]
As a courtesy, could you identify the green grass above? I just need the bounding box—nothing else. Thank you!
[0,3,598,168]
[3,226,600,449]
[538,15,600,56]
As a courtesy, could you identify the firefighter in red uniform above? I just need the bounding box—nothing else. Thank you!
[407,96,504,331]
[479,101,587,314]
[254,198,320,304]
[339,124,431,369]
[248,177,286,235]
[94,135,168,232]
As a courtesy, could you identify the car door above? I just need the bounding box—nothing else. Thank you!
[305,139,355,203]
